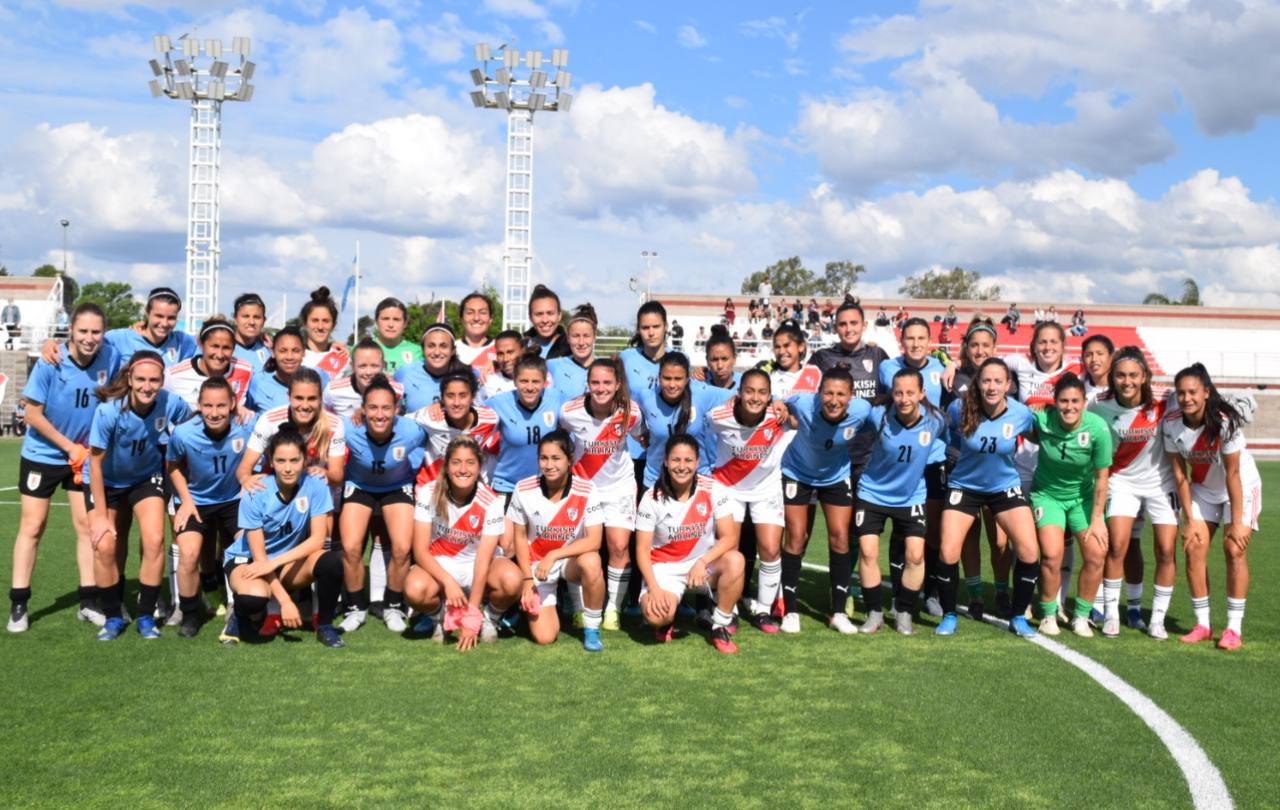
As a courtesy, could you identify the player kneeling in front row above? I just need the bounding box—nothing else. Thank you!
[510,431,607,652]
[405,436,521,651]
[636,436,744,654]
[223,427,346,648]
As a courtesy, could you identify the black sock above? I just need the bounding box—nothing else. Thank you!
[829,550,853,615]
[1012,559,1039,618]
[100,580,122,619]
[314,550,344,626]
[896,586,919,615]
[888,536,905,603]
[200,572,220,594]
[937,561,959,615]
[114,579,125,608]
[234,593,269,633]
[924,543,941,598]
[739,519,757,592]
[179,593,200,615]
[385,589,404,612]
[780,551,803,614]
[863,579,883,613]
[9,586,31,607]
[77,585,97,610]
[344,588,368,612]
[138,583,161,616]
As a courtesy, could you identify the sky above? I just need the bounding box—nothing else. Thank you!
[1,0,1279,328]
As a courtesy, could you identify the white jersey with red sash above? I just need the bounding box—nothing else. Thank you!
[457,340,497,371]
[410,404,501,488]
[636,476,733,563]
[1161,411,1261,503]
[305,346,350,378]
[507,475,604,562]
[706,402,789,502]
[164,356,253,410]
[1090,391,1175,494]
[770,365,821,399]
[415,480,505,562]
[559,397,644,493]
[323,375,405,420]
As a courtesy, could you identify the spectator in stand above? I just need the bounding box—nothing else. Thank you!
[12,399,27,437]
[732,330,741,343]
[1070,309,1088,337]
[791,298,804,321]
[1,298,18,349]
[875,307,891,328]
[1046,305,1060,323]
[743,327,757,350]
[822,301,836,328]
[1001,302,1021,334]
[894,306,910,330]
[670,320,684,350]
[696,325,707,346]
[724,297,736,327]
[748,300,759,324]
[758,274,772,307]
[1033,304,1047,325]
[944,305,958,330]
[807,299,821,328]
[56,308,69,337]
[761,322,775,340]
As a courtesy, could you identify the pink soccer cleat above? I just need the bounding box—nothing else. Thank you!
[653,624,675,644]
[1179,625,1213,644]
[1216,629,1242,651]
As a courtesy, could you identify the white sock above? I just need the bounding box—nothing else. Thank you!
[605,566,629,612]
[1191,595,1210,628]
[1226,598,1245,634]
[1058,545,1075,607]
[1103,578,1122,621]
[1150,584,1173,627]
[756,558,782,610]
[582,605,602,630]
[1126,581,1144,612]
[168,543,181,610]
[568,581,585,614]
[712,607,734,629]
[484,603,504,626]
[369,541,386,603]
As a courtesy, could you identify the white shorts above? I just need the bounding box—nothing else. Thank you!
[1191,484,1262,531]
[599,486,637,531]
[1106,489,1178,526]
[641,557,717,602]
[532,557,569,607]
[725,489,785,527]
[432,554,476,592]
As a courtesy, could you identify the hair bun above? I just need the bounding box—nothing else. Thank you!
[311,286,331,301]
[710,324,730,338]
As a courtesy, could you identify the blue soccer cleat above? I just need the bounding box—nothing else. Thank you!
[136,615,161,640]
[1009,615,1038,638]
[96,617,128,641]
[935,613,958,636]
[315,624,345,648]
[582,627,603,653]
[411,612,436,636]
[1090,607,1105,626]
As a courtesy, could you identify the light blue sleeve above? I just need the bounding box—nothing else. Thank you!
[20,361,53,404]
[89,403,116,451]
[310,476,335,516]
[238,490,264,531]
[166,426,186,463]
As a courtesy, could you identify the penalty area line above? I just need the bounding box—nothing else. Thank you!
[798,560,1233,809]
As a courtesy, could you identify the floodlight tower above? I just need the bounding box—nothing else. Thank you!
[470,44,573,331]
[148,34,256,333]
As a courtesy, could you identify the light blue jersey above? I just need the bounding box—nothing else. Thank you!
[225,473,333,564]
[635,384,723,486]
[782,394,873,487]
[620,346,665,461]
[858,406,950,507]
[946,398,1035,492]
[20,346,119,465]
[104,327,197,367]
[488,388,564,492]
[547,356,591,398]
[879,355,946,408]
[244,369,329,414]
[166,419,252,505]
[342,416,426,493]
[395,363,470,412]
[87,391,191,489]
[234,339,271,373]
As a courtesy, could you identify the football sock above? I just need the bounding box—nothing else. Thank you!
[582,605,603,630]
[756,558,782,610]
[780,551,803,614]
[965,576,984,601]
[1192,595,1211,628]
[9,586,31,608]
[1150,584,1173,627]
[712,607,734,629]
[829,550,853,616]
[605,566,629,612]
[1226,598,1245,634]
[138,583,160,617]
[936,561,958,615]
[1074,597,1094,620]
[888,536,905,602]
[1126,580,1144,612]
[77,585,97,610]
[313,550,344,626]
[369,541,386,603]
[1012,560,1039,619]
[1102,578,1122,620]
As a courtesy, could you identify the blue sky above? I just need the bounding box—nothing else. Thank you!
[2,0,1279,327]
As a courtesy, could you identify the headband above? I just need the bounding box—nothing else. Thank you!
[147,288,180,304]
[199,321,235,341]
[234,293,265,311]
[423,322,456,339]
[130,357,164,374]
[965,323,997,342]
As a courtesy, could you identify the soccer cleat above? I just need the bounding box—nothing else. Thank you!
[178,611,201,638]
[582,627,603,652]
[1149,622,1168,641]
[924,596,944,618]
[771,596,785,620]
[654,623,675,643]
[600,609,621,632]
[315,624,345,648]
[1009,615,1037,638]
[411,612,436,636]
[895,611,914,636]
[935,613,958,636]
[968,600,985,623]
[1179,625,1213,644]
[7,603,30,633]
[96,617,128,641]
[828,613,858,635]
[1126,608,1148,632]
[368,601,385,621]
[780,613,801,634]
[77,606,107,627]
[219,615,240,646]
[1071,617,1094,638]
[1039,615,1060,636]
[860,610,884,635]
[1056,606,1070,625]
[995,591,1012,619]
[164,606,184,627]
[1101,617,1121,638]
[258,613,282,638]
[382,608,408,634]
[1217,629,1242,651]
[338,609,366,634]
[710,626,738,654]
[136,615,161,640]
[749,612,780,634]
[1089,607,1105,626]
[479,618,499,644]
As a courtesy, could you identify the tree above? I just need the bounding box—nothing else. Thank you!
[74,282,142,329]
[898,266,1000,301]
[815,261,866,298]
[0,266,8,276]
[1144,277,1200,307]
[740,257,821,297]
[33,264,79,311]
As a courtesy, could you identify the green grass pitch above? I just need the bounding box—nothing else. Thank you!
[0,438,1275,808]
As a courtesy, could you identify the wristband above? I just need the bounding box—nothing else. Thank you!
[523,576,534,581]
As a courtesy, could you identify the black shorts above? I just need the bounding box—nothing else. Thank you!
[344,484,414,515]
[18,457,81,498]
[944,486,1028,517]
[175,499,240,544]
[783,475,853,507]
[925,462,946,500]
[854,500,927,539]
[88,475,165,512]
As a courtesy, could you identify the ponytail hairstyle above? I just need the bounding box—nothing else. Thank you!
[960,357,1011,438]
[1174,363,1241,450]
[653,433,701,501]
[264,325,304,375]
[527,284,562,322]
[835,294,865,321]
[586,357,631,421]
[772,319,808,365]
[360,373,398,407]
[286,367,331,463]
[628,300,668,348]
[1107,346,1154,409]
[96,350,165,408]
[1052,371,1087,401]
[567,303,599,332]
[266,423,308,466]
[705,323,737,377]
[657,352,694,434]
[961,316,998,371]
[734,367,772,425]
[435,435,483,518]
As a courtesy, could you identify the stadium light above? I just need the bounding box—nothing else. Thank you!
[471,42,575,331]
[149,32,257,333]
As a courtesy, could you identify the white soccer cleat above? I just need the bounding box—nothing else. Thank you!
[1039,615,1060,636]
[828,613,858,635]
[1101,616,1121,638]
[1148,622,1168,641]
[164,606,184,627]
[480,618,499,644]
[338,609,367,633]
[382,608,407,633]
[7,604,29,633]
[780,612,801,634]
[1071,617,1094,638]
[77,606,107,627]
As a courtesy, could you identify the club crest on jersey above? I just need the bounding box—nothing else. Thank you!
[696,501,707,517]
[764,427,774,441]
[154,416,167,431]
[862,359,873,373]
[1078,433,1090,447]
[402,350,414,364]
[567,506,579,521]
[97,370,109,385]
[543,411,555,428]
[26,472,41,491]
[1002,423,1014,439]
[392,446,406,462]
[843,426,856,441]
[919,430,931,446]
[166,348,177,362]
[930,372,941,386]
[613,422,624,437]
[469,514,479,529]
[949,490,962,506]
[295,496,309,513]
[232,437,245,453]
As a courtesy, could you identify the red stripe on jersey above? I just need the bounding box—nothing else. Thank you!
[713,415,783,487]
[1110,400,1167,473]
[430,497,490,557]
[1188,428,1216,485]
[571,405,636,480]
[313,348,348,376]
[791,366,821,395]
[1024,361,1083,407]
[226,361,252,405]
[529,492,589,562]
[470,344,496,370]
[650,488,714,563]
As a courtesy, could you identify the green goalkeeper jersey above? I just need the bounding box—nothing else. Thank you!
[1032,408,1113,502]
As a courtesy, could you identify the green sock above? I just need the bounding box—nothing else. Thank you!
[1074,597,1094,620]
[1039,600,1058,619]
[965,576,984,600]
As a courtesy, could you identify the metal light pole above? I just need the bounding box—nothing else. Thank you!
[148,34,256,333]
[59,219,69,275]
[642,250,657,302]
[470,44,574,331]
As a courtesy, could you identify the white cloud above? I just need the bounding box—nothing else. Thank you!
[677,24,707,49]
[409,13,484,64]
[538,20,565,45]
[483,0,547,19]
[724,95,749,110]
[634,19,656,34]
[739,16,800,50]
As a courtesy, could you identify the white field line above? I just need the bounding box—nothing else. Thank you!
[799,560,1233,809]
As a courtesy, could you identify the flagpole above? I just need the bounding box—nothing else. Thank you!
[354,240,361,341]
